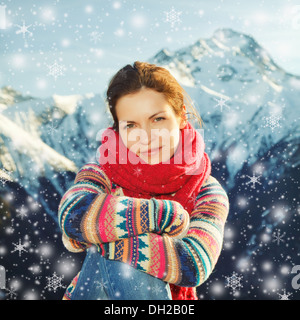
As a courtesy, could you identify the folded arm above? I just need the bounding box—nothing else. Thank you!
[103,176,230,287]
[58,163,189,252]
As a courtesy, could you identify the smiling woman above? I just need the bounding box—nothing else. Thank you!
[115,87,187,164]
[58,61,229,301]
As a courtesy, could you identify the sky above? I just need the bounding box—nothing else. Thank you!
[0,0,300,98]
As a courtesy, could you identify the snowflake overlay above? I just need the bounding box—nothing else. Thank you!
[94,279,109,292]
[245,173,262,189]
[164,6,182,28]
[263,114,282,132]
[11,238,28,257]
[45,272,65,293]
[224,271,243,294]
[89,31,104,44]
[272,229,286,245]
[15,20,33,46]
[277,289,292,300]
[5,286,18,299]
[214,97,231,112]
[133,167,143,177]
[47,118,58,136]
[46,60,66,81]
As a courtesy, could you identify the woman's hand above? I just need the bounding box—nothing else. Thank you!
[151,198,190,239]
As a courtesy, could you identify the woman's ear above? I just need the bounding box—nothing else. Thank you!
[179,105,187,129]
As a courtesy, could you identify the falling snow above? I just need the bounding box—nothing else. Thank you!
[0,0,300,302]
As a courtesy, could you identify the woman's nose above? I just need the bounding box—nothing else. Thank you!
[139,126,154,145]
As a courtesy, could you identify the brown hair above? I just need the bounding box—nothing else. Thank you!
[106,61,203,132]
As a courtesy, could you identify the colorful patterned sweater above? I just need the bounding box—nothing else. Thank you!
[58,162,229,288]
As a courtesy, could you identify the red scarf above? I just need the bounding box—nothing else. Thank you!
[97,121,211,300]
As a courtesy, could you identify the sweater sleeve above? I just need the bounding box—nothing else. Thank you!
[104,175,230,287]
[58,162,189,251]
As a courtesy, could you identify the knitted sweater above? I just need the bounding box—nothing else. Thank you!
[58,162,229,297]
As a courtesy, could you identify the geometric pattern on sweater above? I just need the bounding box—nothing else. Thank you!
[58,162,229,288]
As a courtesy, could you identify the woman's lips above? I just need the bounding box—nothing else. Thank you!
[140,146,163,155]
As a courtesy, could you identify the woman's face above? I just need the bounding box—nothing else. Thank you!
[115,87,186,165]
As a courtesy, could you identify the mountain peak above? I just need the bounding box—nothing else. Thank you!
[152,48,173,64]
[213,28,247,40]
[150,27,289,89]
[212,28,263,52]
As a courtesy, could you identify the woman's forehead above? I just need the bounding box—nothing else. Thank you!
[115,89,173,119]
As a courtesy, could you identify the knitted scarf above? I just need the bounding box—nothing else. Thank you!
[97,121,211,300]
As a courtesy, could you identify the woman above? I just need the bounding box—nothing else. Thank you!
[58,61,229,300]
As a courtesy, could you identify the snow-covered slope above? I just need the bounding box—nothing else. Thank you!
[0,90,112,192]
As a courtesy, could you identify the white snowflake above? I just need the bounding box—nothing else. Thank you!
[272,229,286,245]
[89,31,104,44]
[133,167,143,177]
[151,284,163,295]
[263,114,282,132]
[46,60,66,81]
[11,238,28,257]
[47,118,58,136]
[245,173,262,189]
[15,20,33,46]
[5,286,18,299]
[277,289,292,300]
[164,6,182,28]
[45,272,65,293]
[224,271,243,294]
[95,279,109,291]
[214,97,231,112]
[16,205,28,220]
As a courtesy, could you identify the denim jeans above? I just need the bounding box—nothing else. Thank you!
[70,246,172,300]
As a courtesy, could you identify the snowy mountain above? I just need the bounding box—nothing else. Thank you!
[150,28,300,188]
[0,88,109,206]
[0,28,299,300]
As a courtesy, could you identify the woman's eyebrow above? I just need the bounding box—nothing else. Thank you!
[120,111,167,124]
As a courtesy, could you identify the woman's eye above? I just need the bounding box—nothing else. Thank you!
[124,117,165,129]
[125,123,134,129]
[154,117,165,122]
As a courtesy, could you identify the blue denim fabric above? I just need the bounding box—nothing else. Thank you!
[71,246,172,300]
